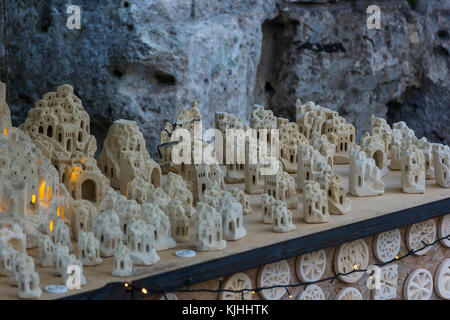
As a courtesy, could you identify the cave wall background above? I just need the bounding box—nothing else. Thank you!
[1,0,448,157]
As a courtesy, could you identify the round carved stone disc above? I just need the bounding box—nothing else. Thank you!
[295,249,327,282]
[336,287,362,300]
[374,229,401,263]
[403,268,433,300]
[406,220,436,256]
[334,239,369,283]
[257,260,290,300]
[219,272,253,300]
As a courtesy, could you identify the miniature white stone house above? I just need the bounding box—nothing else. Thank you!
[216,195,246,241]
[278,120,308,173]
[360,132,388,176]
[141,202,176,251]
[98,119,161,195]
[165,199,190,242]
[327,174,351,215]
[195,202,226,251]
[92,210,123,257]
[432,143,450,188]
[261,193,276,224]
[371,115,393,158]
[127,219,160,266]
[401,145,426,194]
[112,241,133,277]
[73,199,98,239]
[309,131,335,168]
[272,200,295,233]
[303,181,329,224]
[349,147,384,197]
[77,230,102,266]
[191,162,226,203]
[297,144,324,191]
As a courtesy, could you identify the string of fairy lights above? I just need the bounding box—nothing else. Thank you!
[119,233,450,299]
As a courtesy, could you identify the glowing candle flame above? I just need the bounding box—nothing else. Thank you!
[3,128,7,136]
[31,194,36,204]
[47,185,51,199]
[57,206,60,217]
[61,206,65,220]
[49,220,54,232]
[39,181,46,201]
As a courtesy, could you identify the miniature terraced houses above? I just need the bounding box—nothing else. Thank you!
[309,132,335,168]
[303,181,329,223]
[215,111,247,183]
[433,143,450,188]
[92,210,123,257]
[192,163,226,202]
[127,219,159,266]
[98,119,162,195]
[349,147,385,196]
[264,167,298,209]
[401,145,425,194]
[195,203,226,251]
[142,202,176,251]
[21,84,109,205]
[390,121,417,170]
[272,201,295,233]
[250,105,277,145]
[371,115,393,159]
[417,137,434,179]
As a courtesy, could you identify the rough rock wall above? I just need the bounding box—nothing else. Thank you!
[1,0,448,157]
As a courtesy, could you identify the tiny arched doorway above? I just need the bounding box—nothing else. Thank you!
[81,179,97,202]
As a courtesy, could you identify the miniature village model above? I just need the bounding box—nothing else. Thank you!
[0,78,448,300]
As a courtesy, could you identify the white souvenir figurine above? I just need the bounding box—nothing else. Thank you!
[0,224,26,252]
[52,243,70,276]
[141,202,176,251]
[93,210,123,257]
[10,252,34,286]
[0,245,15,276]
[18,268,42,299]
[432,143,450,188]
[61,255,86,288]
[230,187,252,215]
[165,200,190,242]
[245,163,265,194]
[261,193,276,224]
[51,219,73,252]
[360,132,388,176]
[127,219,160,266]
[112,242,133,277]
[349,147,384,196]
[303,181,329,224]
[217,195,247,241]
[328,174,351,215]
[195,203,226,251]
[279,120,308,173]
[309,132,335,169]
[264,168,298,209]
[77,230,102,266]
[73,199,98,239]
[192,163,226,202]
[272,201,296,233]
[401,145,425,194]
[416,137,434,179]
[297,145,323,191]
[38,234,54,267]
[115,198,142,243]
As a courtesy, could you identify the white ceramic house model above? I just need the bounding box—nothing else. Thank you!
[360,132,388,176]
[112,242,133,277]
[73,199,98,239]
[401,145,425,194]
[264,168,298,209]
[349,147,384,196]
[0,245,15,276]
[52,243,70,276]
[165,199,190,242]
[38,234,54,267]
[217,195,247,241]
[417,137,434,180]
[50,219,73,252]
[77,230,102,266]
[328,174,351,215]
[272,201,296,233]
[230,187,252,215]
[127,219,160,266]
[141,202,176,251]
[92,210,123,257]
[432,143,450,188]
[163,172,194,218]
[303,181,329,224]
[115,198,142,243]
[297,145,323,191]
[261,193,276,224]
[195,202,226,251]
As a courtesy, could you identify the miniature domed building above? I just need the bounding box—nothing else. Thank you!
[98,120,161,196]
[21,84,109,205]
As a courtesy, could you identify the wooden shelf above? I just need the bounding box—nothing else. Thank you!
[1,165,448,300]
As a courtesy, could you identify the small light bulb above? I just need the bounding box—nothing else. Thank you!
[124,283,129,288]
[252,291,255,295]
[142,288,148,294]
[353,264,358,270]
[395,256,399,260]
[289,295,293,299]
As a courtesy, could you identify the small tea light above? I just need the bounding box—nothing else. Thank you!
[175,250,196,258]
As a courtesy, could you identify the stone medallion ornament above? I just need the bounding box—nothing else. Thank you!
[334,239,369,283]
[374,229,401,263]
[257,260,291,300]
[434,258,450,300]
[295,249,326,282]
[297,284,325,300]
[219,272,253,300]
[438,214,450,248]
[336,287,363,300]
[372,264,398,300]
[406,220,436,256]
[403,268,433,300]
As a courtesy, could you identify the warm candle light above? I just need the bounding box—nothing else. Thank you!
[47,185,51,199]
[57,205,60,217]
[3,128,7,136]
[31,194,36,204]
[39,181,46,200]
[49,219,54,232]
[61,206,65,220]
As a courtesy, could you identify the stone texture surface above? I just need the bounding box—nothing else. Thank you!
[0,0,448,157]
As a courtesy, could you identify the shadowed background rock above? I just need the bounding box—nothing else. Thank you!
[1,0,448,157]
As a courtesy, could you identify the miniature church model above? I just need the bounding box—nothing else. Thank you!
[98,119,161,195]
